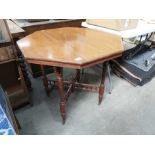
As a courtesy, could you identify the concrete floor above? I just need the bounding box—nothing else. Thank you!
[15,66,155,135]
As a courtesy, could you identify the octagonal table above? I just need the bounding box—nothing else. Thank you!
[17,27,124,124]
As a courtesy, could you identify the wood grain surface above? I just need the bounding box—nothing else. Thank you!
[17,27,124,68]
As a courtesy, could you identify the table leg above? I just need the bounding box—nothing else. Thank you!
[98,63,106,105]
[71,69,80,93]
[40,65,50,96]
[53,67,66,124]
[106,62,112,94]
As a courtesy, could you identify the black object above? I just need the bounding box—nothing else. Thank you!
[123,33,155,60]
[111,56,155,86]
[123,44,150,60]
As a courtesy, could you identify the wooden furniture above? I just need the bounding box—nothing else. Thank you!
[12,19,85,34]
[13,19,85,78]
[17,27,124,124]
[0,19,30,109]
[6,20,32,90]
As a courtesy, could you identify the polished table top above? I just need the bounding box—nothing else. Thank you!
[17,27,124,68]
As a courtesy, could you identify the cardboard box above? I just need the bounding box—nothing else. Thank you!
[86,19,139,31]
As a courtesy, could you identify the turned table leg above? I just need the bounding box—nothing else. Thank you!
[106,62,112,94]
[70,69,80,93]
[40,65,50,96]
[98,63,106,105]
[53,67,66,124]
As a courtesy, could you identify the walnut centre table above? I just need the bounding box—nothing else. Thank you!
[17,27,124,124]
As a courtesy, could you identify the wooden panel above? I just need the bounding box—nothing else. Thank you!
[13,19,85,34]
[0,60,19,89]
[0,60,30,109]
[0,45,15,61]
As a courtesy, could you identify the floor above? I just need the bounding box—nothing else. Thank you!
[15,65,155,135]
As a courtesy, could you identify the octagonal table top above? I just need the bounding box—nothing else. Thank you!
[17,27,124,69]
